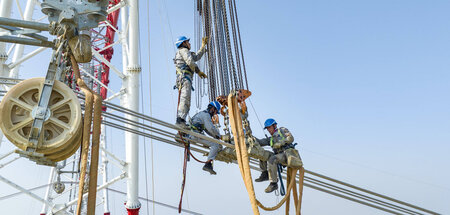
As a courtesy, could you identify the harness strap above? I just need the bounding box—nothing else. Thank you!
[270,129,285,147]
[175,68,194,91]
[277,164,286,196]
[176,67,193,76]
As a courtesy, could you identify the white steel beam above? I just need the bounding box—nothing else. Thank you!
[100,125,110,214]
[0,174,54,207]
[121,6,128,78]
[0,0,13,61]
[107,0,127,14]
[0,156,20,169]
[8,46,47,69]
[92,49,125,79]
[100,146,126,166]
[14,0,25,20]
[123,0,141,213]
[7,43,15,56]
[52,173,126,214]
[104,88,126,102]
[79,67,116,94]
[0,0,13,148]
[40,167,55,215]
[9,0,36,78]
[0,150,14,161]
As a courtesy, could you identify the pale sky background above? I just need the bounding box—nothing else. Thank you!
[0,0,449,214]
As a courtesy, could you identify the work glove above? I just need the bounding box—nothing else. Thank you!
[221,134,231,142]
[201,36,209,47]
[196,68,207,79]
[272,142,284,149]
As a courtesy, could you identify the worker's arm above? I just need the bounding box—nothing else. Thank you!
[202,113,221,139]
[256,137,270,147]
[191,45,206,61]
[179,48,199,72]
[192,37,208,61]
[280,127,294,144]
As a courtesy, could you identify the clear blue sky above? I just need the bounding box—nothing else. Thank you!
[143,0,450,214]
[0,0,449,214]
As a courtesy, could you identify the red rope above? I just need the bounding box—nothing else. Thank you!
[178,145,189,213]
[188,148,208,164]
[176,82,209,213]
[175,88,207,164]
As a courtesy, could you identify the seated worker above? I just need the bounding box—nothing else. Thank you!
[254,118,301,193]
[189,101,230,175]
[174,36,208,129]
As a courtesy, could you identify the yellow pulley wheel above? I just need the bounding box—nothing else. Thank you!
[0,77,82,162]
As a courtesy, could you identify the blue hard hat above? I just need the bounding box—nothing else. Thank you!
[175,36,190,48]
[264,118,277,129]
[209,101,221,112]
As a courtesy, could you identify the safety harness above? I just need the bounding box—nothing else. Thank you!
[174,67,195,91]
[270,129,285,147]
[190,122,204,133]
[270,129,295,154]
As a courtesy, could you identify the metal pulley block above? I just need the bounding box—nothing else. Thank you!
[41,0,108,32]
[0,77,83,165]
[53,181,65,194]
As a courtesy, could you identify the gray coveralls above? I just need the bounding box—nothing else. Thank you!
[257,127,294,183]
[174,46,206,120]
[189,110,223,161]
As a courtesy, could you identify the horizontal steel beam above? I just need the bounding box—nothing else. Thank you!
[0,17,49,31]
[0,24,48,41]
[0,36,53,48]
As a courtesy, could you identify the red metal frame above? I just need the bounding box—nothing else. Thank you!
[98,0,121,101]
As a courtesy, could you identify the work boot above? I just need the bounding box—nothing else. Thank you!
[254,171,269,182]
[202,162,217,175]
[265,182,278,193]
[175,117,189,130]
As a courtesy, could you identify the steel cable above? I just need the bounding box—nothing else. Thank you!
[0,82,435,215]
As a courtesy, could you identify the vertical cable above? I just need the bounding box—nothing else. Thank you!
[145,0,153,213]
[232,0,249,90]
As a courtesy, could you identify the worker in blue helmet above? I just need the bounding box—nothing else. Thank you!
[254,118,302,193]
[188,101,230,175]
[174,35,209,129]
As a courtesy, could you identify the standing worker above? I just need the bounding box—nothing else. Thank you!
[174,36,209,129]
[189,101,230,175]
[254,118,303,193]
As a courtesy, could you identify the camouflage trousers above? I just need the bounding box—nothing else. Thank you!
[176,74,192,120]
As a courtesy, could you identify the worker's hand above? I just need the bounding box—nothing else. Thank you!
[221,134,231,142]
[201,36,209,47]
[273,142,284,149]
[197,69,207,79]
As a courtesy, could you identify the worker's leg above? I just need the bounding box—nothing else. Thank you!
[267,153,287,183]
[191,136,222,175]
[190,135,223,160]
[267,155,279,183]
[255,159,270,182]
[259,150,273,171]
[259,160,268,171]
[177,77,192,121]
[265,153,287,193]
[206,140,223,161]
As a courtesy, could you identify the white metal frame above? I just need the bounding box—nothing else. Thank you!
[0,0,143,214]
[0,0,13,149]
